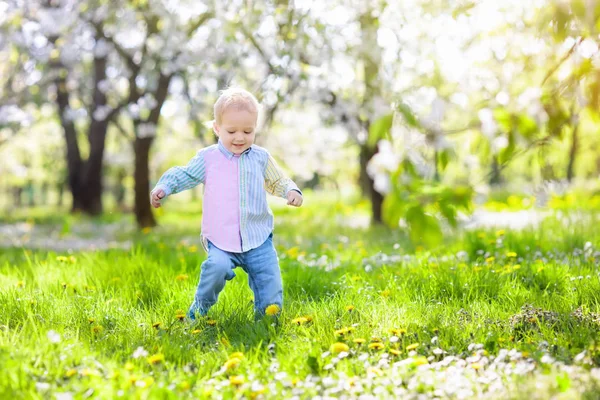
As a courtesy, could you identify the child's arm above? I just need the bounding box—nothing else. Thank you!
[264,154,303,207]
[150,149,207,207]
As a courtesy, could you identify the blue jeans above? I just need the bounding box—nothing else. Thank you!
[188,233,283,320]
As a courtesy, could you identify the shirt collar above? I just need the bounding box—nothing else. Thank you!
[217,139,252,159]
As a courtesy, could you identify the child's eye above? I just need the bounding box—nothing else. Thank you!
[227,131,235,134]
[244,131,252,134]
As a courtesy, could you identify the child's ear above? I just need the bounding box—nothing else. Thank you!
[212,121,220,136]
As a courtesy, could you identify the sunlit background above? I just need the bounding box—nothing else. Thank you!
[0,0,598,236]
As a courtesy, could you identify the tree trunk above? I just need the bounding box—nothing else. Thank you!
[359,144,384,224]
[359,11,384,225]
[489,157,502,186]
[54,43,109,215]
[134,136,156,228]
[566,122,579,182]
[132,73,172,228]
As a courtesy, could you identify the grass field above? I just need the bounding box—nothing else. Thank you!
[1,193,600,399]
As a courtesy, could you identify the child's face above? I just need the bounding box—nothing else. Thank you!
[214,108,257,155]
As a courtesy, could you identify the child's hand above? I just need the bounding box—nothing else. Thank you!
[150,188,165,208]
[287,191,303,207]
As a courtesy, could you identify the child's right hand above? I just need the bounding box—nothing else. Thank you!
[150,188,165,208]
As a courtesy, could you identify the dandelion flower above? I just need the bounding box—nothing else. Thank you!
[152,322,161,329]
[471,362,482,370]
[265,304,280,316]
[175,274,188,281]
[330,342,350,353]
[192,329,202,334]
[65,369,77,378]
[390,328,407,336]
[223,357,241,370]
[91,325,103,334]
[291,317,309,325]
[368,342,385,350]
[142,227,152,234]
[229,375,244,386]
[147,353,164,365]
[125,362,135,371]
[353,338,366,345]
[346,305,355,312]
[175,310,186,321]
[207,319,217,326]
[15,280,25,288]
[406,343,420,351]
[414,356,428,366]
[334,327,354,336]
[389,349,401,356]
[506,251,517,258]
[229,352,244,360]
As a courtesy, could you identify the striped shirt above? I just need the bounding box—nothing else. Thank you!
[153,140,300,252]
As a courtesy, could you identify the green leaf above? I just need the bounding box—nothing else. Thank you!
[368,113,393,147]
[406,206,443,247]
[396,102,421,129]
[516,114,538,139]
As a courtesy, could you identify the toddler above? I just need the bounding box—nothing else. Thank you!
[150,87,303,320]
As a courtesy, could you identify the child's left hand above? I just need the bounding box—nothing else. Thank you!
[287,191,303,207]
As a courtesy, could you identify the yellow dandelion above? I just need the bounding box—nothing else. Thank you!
[175,274,188,281]
[334,327,355,336]
[15,280,25,288]
[346,305,355,312]
[175,310,186,321]
[390,328,407,336]
[207,319,217,326]
[142,227,152,234]
[291,317,309,325]
[229,352,244,360]
[265,304,280,316]
[65,368,77,378]
[485,256,495,264]
[368,342,385,350]
[230,375,245,386]
[91,325,103,334]
[389,349,401,356]
[353,338,366,345]
[125,362,135,371]
[56,256,68,262]
[330,342,350,353]
[129,375,139,385]
[414,356,428,366]
[88,318,95,324]
[286,247,299,258]
[406,343,420,351]
[381,289,391,298]
[69,256,76,263]
[506,251,517,258]
[147,353,164,365]
[471,362,482,370]
[223,357,241,370]
[496,229,505,237]
[220,337,231,347]
[152,322,161,329]
[179,381,191,391]
[192,329,202,334]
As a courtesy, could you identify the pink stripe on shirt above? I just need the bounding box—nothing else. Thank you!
[201,150,242,252]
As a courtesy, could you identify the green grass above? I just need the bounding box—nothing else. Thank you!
[1,193,600,398]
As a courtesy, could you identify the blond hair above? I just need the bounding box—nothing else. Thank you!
[213,87,260,125]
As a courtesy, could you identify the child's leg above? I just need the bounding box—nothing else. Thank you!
[243,234,283,317]
[188,242,238,320]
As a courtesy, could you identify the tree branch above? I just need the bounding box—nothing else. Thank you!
[541,37,583,86]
